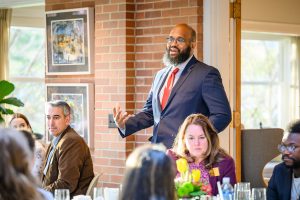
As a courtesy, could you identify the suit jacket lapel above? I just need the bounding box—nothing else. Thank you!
[42,143,53,182]
[163,56,198,110]
[282,167,293,200]
[42,127,70,176]
[156,67,171,112]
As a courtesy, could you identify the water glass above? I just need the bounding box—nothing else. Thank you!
[104,187,120,200]
[235,190,251,200]
[93,187,104,200]
[235,182,250,191]
[234,183,251,200]
[252,188,266,200]
[54,189,70,200]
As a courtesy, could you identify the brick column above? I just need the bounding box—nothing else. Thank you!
[45,0,203,187]
[94,1,136,187]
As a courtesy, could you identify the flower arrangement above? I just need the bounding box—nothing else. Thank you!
[175,158,212,198]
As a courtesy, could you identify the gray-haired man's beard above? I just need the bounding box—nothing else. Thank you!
[163,46,191,66]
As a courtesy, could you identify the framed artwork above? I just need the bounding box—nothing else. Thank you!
[46,8,94,75]
[46,83,94,147]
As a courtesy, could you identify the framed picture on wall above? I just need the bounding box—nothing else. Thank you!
[45,8,94,75]
[46,83,94,147]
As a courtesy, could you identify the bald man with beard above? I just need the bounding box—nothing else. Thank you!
[113,23,231,148]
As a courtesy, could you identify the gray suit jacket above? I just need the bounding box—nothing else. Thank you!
[120,56,231,148]
[42,126,94,197]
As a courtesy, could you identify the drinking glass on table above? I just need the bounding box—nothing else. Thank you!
[104,187,120,200]
[93,187,104,200]
[234,182,251,200]
[54,189,70,200]
[251,188,266,200]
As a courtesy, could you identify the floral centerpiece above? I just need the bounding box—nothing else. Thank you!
[175,158,212,198]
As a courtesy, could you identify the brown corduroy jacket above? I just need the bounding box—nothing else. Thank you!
[42,126,94,197]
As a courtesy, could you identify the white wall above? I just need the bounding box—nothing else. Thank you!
[242,0,300,25]
[11,5,45,28]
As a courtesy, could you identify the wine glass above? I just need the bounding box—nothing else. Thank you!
[93,187,104,200]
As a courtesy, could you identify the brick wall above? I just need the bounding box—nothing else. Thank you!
[45,0,203,187]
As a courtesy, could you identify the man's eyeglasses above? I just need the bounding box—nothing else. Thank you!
[278,144,299,153]
[166,36,186,44]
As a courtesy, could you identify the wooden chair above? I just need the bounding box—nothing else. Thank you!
[241,128,283,187]
[86,173,102,197]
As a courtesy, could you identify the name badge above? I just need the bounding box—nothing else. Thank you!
[209,167,220,177]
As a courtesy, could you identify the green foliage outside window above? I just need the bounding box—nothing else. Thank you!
[9,26,45,135]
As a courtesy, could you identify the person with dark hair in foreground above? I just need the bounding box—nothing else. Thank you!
[9,113,47,180]
[267,120,300,200]
[19,130,53,200]
[120,144,176,200]
[0,128,51,200]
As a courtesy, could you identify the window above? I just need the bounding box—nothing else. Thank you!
[241,32,300,129]
[9,26,45,135]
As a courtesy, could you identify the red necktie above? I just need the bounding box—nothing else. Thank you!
[161,67,179,110]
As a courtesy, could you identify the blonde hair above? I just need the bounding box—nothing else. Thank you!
[172,113,229,168]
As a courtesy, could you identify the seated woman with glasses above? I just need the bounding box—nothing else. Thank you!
[167,113,237,196]
[9,113,47,180]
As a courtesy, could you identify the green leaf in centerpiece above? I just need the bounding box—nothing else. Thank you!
[177,186,189,198]
[189,190,206,197]
[193,185,201,192]
[182,182,194,193]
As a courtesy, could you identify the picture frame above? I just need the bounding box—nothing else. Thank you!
[46,83,94,147]
[45,8,94,75]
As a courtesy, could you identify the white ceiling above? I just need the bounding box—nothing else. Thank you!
[0,0,44,8]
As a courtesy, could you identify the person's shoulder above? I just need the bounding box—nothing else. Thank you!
[35,140,46,150]
[270,162,291,180]
[217,155,235,167]
[194,62,219,73]
[189,56,218,72]
[273,162,287,171]
[61,127,86,145]
[65,127,81,138]
[166,149,179,161]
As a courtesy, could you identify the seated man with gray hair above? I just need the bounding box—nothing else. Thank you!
[42,100,94,197]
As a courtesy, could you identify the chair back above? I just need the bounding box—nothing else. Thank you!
[86,173,102,197]
[241,128,283,187]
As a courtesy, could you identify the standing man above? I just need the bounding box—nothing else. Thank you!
[267,120,300,200]
[42,100,94,197]
[113,23,231,148]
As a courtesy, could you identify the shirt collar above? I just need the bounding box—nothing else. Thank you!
[51,126,68,147]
